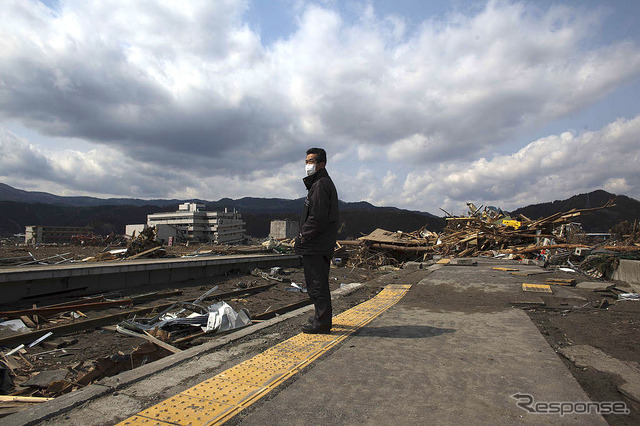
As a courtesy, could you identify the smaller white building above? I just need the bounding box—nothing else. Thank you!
[125,224,146,238]
[125,224,180,245]
[269,220,299,239]
[25,225,93,244]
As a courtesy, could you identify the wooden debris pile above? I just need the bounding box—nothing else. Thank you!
[74,342,172,386]
[125,226,164,258]
[335,228,433,268]
[69,232,103,246]
[0,287,198,406]
[179,244,272,257]
[335,199,638,268]
[0,339,170,412]
[609,219,640,246]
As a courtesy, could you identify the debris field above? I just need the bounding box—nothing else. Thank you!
[0,264,385,416]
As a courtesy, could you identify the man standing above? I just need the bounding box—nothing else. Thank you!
[295,148,339,334]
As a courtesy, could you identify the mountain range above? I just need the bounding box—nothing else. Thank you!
[0,183,443,238]
[0,183,638,239]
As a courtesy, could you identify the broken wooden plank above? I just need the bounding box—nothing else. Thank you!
[19,316,36,328]
[1,353,19,372]
[115,326,182,354]
[0,300,133,318]
[127,246,162,259]
[510,300,546,306]
[0,395,54,403]
[510,271,553,277]
[39,296,105,309]
[546,278,576,286]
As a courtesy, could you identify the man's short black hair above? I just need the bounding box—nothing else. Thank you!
[306,147,327,164]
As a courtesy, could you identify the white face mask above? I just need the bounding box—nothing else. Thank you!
[305,163,316,176]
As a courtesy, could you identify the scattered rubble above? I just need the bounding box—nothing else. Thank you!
[335,199,640,274]
[117,285,251,344]
[0,265,383,410]
[124,227,163,258]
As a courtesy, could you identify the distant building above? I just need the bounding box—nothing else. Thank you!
[137,203,246,244]
[269,220,299,239]
[125,224,147,238]
[125,223,181,245]
[25,225,93,245]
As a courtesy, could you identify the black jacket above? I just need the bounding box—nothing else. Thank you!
[294,167,339,256]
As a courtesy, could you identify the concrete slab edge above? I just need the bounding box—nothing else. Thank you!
[3,282,366,426]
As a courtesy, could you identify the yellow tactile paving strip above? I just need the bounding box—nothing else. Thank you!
[118,284,411,426]
[522,283,553,293]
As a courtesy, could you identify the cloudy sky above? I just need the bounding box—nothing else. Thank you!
[1,0,639,214]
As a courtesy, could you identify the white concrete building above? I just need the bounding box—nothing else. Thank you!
[25,225,93,244]
[145,203,246,244]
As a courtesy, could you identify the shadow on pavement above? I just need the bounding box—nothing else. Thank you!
[353,325,456,338]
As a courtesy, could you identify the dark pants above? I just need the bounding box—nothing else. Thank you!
[302,254,332,327]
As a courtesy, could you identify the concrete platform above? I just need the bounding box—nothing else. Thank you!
[0,254,301,303]
[2,260,611,425]
[239,304,604,424]
[236,262,605,425]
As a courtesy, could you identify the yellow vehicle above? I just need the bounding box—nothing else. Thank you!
[502,219,521,228]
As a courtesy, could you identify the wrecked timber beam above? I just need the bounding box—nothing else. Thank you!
[337,240,431,252]
[0,299,134,318]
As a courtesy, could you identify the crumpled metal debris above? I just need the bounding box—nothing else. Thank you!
[119,301,250,335]
[0,319,29,335]
[202,302,251,333]
[117,285,251,339]
[618,293,639,301]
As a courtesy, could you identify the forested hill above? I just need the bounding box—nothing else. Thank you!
[510,190,640,232]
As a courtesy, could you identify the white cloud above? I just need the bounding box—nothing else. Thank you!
[0,0,639,212]
[393,115,640,213]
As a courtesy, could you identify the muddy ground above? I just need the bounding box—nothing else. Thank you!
[0,243,271,266]
[527,306,640,426]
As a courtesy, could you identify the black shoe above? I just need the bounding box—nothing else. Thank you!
[302,323,332,334]
[308,316,315,325]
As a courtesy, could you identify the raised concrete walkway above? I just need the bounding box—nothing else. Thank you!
[0,254,300,302]
[239,295,604,424]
